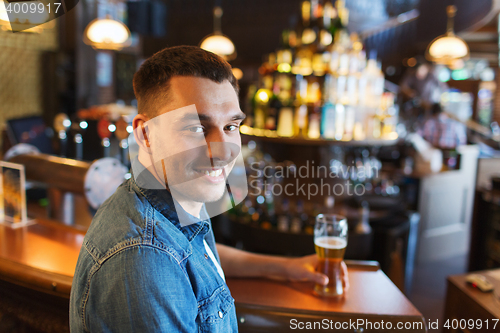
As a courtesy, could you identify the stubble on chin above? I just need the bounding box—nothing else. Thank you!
[170,181,227,204]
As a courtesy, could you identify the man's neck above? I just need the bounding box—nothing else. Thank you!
[138,148,165,186]
[137,149,203,218]
[174,196,203,219]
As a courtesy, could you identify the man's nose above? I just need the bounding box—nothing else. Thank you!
[205,130,233,163]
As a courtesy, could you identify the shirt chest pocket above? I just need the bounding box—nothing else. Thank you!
[197,285,236,333]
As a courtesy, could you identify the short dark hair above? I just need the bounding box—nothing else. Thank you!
[133,46,239,117]
[431,103,443,116]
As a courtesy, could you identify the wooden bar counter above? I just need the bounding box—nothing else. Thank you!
[0,218,426,332]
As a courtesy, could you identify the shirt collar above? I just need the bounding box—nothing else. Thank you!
[129,157,210,242]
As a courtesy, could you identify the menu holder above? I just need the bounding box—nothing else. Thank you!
[0,161,34,228]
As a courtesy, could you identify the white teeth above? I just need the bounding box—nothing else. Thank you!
[202,169,223,177]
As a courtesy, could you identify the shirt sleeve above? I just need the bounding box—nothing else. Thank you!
[420,119,434,144]
[455,122,467,146]
[83,246,198,333]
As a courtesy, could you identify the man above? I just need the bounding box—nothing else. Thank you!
[400,61,447,109]
[420,103,467,149]
[70,46,348,332]
[400,61,448,131]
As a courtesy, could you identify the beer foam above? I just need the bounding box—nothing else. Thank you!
[314,236,347,249]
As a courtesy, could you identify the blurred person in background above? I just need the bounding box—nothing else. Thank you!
[420,103,467,168]
[400,60,449,131]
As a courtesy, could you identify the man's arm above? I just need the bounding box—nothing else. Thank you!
[83,246,199,333]
[216,243,349,289]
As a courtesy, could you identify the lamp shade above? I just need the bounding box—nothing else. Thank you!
[427,34,469,65]
[83,16,131,50]
[200,6,236,60]
[200,34,236,60]
[426,5,469,66]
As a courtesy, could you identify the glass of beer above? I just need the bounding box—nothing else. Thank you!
[314,214,348,297]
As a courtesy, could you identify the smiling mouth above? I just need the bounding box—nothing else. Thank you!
[201,169,223,177]
[193,166,227,179]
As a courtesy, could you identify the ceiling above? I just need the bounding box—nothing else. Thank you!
[142,0,420,66]
[139,0,498,80]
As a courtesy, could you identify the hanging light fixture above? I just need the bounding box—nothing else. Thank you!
[83,14,131,50]
[200,6,236,60]
[426,5,469,66]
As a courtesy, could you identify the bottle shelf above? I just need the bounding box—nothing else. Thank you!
[241,126,400,147]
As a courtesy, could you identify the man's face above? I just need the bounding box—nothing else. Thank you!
[416,64,430,80]
[146,76,245,204]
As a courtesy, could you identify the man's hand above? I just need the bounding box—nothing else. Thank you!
[281,254,349,291]
[217,244,349,291]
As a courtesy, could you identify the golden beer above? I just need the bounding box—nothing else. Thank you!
[314,214,348,298]
[314,236,346,297]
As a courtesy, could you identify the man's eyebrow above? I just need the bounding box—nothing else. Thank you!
[176,113,203,122]
[231,113,246,121]
[178,113,247,122]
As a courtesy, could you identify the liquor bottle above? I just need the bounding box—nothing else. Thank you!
[336,74,347,104]
[294,75,309,137]
[265,185,277,229]
[277,105,295,137]
[290,200,304,234]
[254,84,272,129]
[321,74,336,139]
[330,0,348,43]
[295,104,309,137]
[319,1,334,48]
[239,198,253,224]
[321,100,336,139]
[344,105,355,140]
[277,74,293,102]
[245,85,258,127]
[252,195,265,228]
[308,104,321,139]
[267,81,282,130]
[300,1,315,46]
[307,81,321,104]
[277,31,293,73]
[304,202,318,235]
[276,77,295,138]
[254,106,266,129]
[259,195,272,230]
[334,103,345,140]
[355,201,372,234]
[277,198,291,232]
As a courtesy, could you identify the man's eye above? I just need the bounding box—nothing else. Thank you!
[188,126,204,133]
[226,124,240,132]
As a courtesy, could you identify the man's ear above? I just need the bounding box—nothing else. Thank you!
[132,113,151,152]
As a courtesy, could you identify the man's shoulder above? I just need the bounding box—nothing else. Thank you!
[82,181,148,258]
[82,180,185,262]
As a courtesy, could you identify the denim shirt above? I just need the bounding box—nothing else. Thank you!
[69,162,238,332]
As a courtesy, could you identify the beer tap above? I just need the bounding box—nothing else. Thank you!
[70,115,87,161]
[97,118,112,158]
[115,116,131,167]
[53,113,71,157]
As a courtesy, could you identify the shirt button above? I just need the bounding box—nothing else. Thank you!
[218,311,223,319]
[204,253,209,259]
